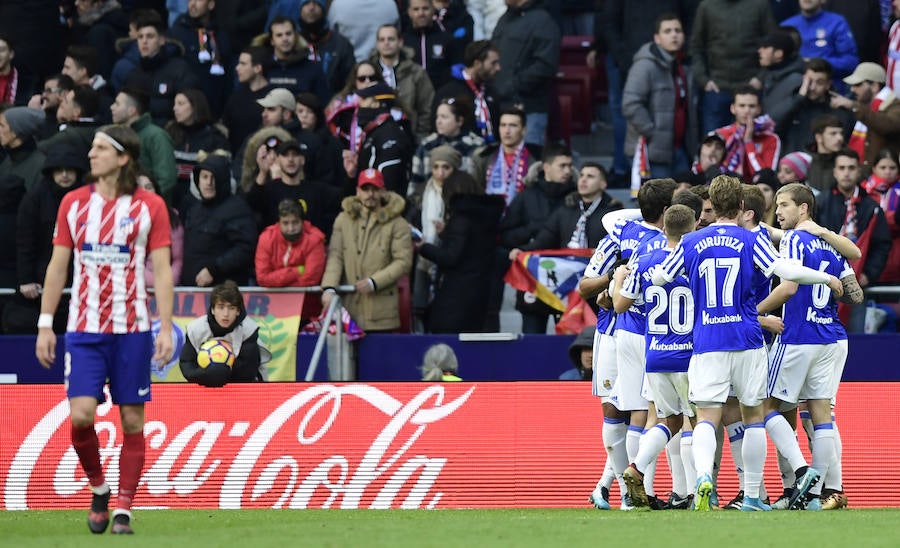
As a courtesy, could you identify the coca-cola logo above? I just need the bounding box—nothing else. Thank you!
[4,384,474,510]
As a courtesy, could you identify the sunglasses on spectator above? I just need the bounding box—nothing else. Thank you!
[356,74,376,83]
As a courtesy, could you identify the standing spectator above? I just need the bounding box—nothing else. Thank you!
[327,0,400,61]
[690,0,777,134]
[0,107,47,191]
[714,85,782,181]
[623,13,697,179]
[181,154,257,286]
[432,40,501,143]
[403,0,460,90]
[38,84,102,159]
[860,149,900,283]
[757,31,805,131]
[411,96,485,188]
[325,60,385,144]
[0,34,34,106]
[781,0,858,89]
[296,0,356,94]
[321,168,413,332]
[491,0,561,146]
[61,45,115,124]
[470,107,540,206]
[255,16,330,105]
[805,114,845,194]
[136,171,184,289]
[778,58,854,154]
[217,0,270,53]
[369,24,435,140]
[831,62,900,167]
[223,46,273,155]
[68,0,129,81]
[110,88,177,202]
[465,0,508,41]
[295,92,346,193]
[124,10,200,126]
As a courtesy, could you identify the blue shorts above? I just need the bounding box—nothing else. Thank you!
[64,332,153,405]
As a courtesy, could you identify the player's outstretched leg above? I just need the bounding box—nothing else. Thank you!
[110,510,134,535]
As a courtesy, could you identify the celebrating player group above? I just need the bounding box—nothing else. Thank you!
[579,174,862,512]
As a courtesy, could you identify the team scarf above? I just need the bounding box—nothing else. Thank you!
[840,185,862,241]
[862,174,900,213]
[848,87,897,161]
[567,198,602,249]
[486,142,529,206]
[630,136,650,198]
[0,66,18,105]
[722,114,776,174]
[462,70,495,143]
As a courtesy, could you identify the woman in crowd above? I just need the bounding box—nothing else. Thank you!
[862,150,900,283]
[410,96,484,190]
[137,171,183,288]
[325,61,385,150]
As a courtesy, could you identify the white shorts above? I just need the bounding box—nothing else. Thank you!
[609,330,648,411]
[830,339,849,408]
[688,347,767,407]
[592,331,617,400]
[647,372,694,418]
[767,340,841,404]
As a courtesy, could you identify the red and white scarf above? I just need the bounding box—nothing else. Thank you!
[722,114,775,174]
[840,186,862,241]
[848,86,896,161]
[486,143,529,206]
[463,70,495,143]
[630,137,650,198]
[0,66,18,105]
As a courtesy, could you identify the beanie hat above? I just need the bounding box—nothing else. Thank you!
[778,151,812,182]
[3,107,46,140]
[430,144,462,171]
[299,0,327,9]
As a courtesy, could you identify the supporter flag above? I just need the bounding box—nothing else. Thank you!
[631,137,650,198]
[504,249,592,312]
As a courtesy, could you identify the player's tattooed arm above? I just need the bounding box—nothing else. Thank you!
[839,273,864,304]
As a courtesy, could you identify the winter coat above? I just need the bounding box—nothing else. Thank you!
[0,171,27,289]
[0,139,46,192]
[432,64,501,138]
[124,41,200,126]
[131,113,178,202]
[37,120,100,160]
[602,0,689,74]
[622,42,699,165]
[168,13,234,117]
[781,10,858,81]
[817,185,893,282]
[469,142,542,192]
[418,193,505,333]
[499,163,575,248]
[522,191,624,251]
[238,126,293,192]
[255,221,327,288]
[181,155,257,285]
[490,0,560,112]
[321,191,413,332]
[851,94,900,166]
[251,33,330,106]
[402,22,459,89]
[356,110,416,198]
[367,48,436,138]
[762,56,805,130]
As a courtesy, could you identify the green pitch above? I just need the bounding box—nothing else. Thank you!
[2,509,899,547]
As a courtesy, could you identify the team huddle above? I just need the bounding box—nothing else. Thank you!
[579,175,862,512]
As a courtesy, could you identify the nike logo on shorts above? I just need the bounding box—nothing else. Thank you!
[138,386,150,396]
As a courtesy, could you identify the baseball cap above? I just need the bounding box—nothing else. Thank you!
[843,62,886,85]
[357,168,385,189]
[759,31,795,58]
[257,88,297,110]
[276,139,307,156]
[356,82,396,101]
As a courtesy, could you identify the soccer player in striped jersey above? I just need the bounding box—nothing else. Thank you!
[756,183,863,510]
[613,204,696,509]
[36,125,175,535]
[651,175,844,512]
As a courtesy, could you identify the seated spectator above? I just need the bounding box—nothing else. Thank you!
[296,0,355,94]
[7,145,86,334]
[181,154,257,286]
[0,107,47,191]
[416,173,504,333]
[419,342,462,381]
[560,326,594,381]
[136,171,184,288]
[67,0,129,80]
[294,92,345,193]
[255,199,327,321]
[223,46,273,155]
[180,281,270,386]
[861,149,900,283]
[238,126,293,193]
[750,168,780,227]
[252,16,330,104]
[432,39,501,143]
[61,45,115,124]
[38,84,102,159]
[165,89,229,211]
[777,150,811,186]
[325,60,385,148]
[402,0,460,89]
[411,96,484,188]
[27,74,74,140]
[714,85,781,181]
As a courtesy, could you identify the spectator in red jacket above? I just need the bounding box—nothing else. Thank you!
[714,85,782,181]
[255,199,327,321]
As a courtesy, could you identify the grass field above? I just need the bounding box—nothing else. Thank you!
[2,509,900,547]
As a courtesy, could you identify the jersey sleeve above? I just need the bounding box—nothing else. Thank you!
[583,234,619,278]
[619,263,642,300]
[51,192,76,249]
[839,258,854,279]
[654,243,684,284]
[753,230,780,277]
[146,195,172,253]
[778,230,804,266]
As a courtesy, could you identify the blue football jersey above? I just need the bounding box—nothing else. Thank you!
[779,230,854,344]
[656,223,779,353]
[620,247,693,373]
[613,220,666,335]
[751,225,774,345]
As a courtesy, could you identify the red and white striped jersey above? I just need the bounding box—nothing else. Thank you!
[53,185,171,334]
[888,21,900,91]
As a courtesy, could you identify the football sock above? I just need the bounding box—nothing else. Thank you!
[800,409,813,449]
[635,425,669,495]
[626,425,642,463]
[725,420,745,491]
[602,418,629,475]
[825,419,843,492]
[777,449,794,489]
[764,412,807,471]
[810,424,835,496]
[116,432,145,512]
[692,420,717,479]
[741,423,766,499]
[71,424,106,489]
[712,420,724,483]
[680,430,696,494]
[666,431,686,497]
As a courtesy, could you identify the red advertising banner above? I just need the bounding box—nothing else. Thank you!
[2,382,898,509]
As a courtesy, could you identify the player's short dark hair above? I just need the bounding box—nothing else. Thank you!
[654,13,681,34]
[210,280,244,309]
[709,175,743,219]
[732,85,762,104]
[811,113,843,135]
[277,198,305,220]
[120,87,149,115]
[664,204,695,239]
[132,9,164,33]
[464,40,497,67]
[835,148,860,163]
[689,183,710,200]
[638,178,677,223]
[541,142,572,164]
[499,107,526,127]
[777,182,816,216]
[672,189,703,221]
[741,184,766,225]
[580,161,608,179]
[71,84,101,118]
[268,15,297,34]
[805,57,833,77]
[66,45,100,77]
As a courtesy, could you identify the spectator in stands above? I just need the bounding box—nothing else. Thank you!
[411,96,484,188]
[888,0,900,91]
[327,0,400,62]
[419,342,462,381]
[110,87,177,202]
[714,85,781,181]
[817,148,892,332]
[68,0,129,80]
[827,0,881,64]
[757,30,804,131]
[499,143,576,333]
[109,9,148,92]
[38,84,102,159]
[432,0,475,58]
[180,281,270,386]
[777,150,812,186]
[0,157,25,329]
[181,153,257,286]
[0,107,47,191]
[8,145,86,334]
[325,60,385,146]
[0,34,33,106]
[465,0,507,41]
[778,57,853,154]
[690,0,777,134]
[296,0,355,94]
[222,46,272,155]
[136,171,184,288]
[416,174,505,334]
[165,89,229,211]
[750,167,780,226]
[238,126,292,193]
[861,149,900,283]
[831,62,900,167]
[622,13,696,180]
[61,45,115,124]
[255,198,327,321]
[321,168,413,332]
[403,0,459,90]
[295,92,346,194]
[491,0,560,146]
[806,113,845,195]
[168,0,233,118]
[470,107,540,206]
[432,40,501,143]
[254,16,330,105]
[217,0,270,53]
[369,24,435,140]
[684,133,726,181]
[28,75,74,141]
[781,0,858,88]
[560,326,594,381]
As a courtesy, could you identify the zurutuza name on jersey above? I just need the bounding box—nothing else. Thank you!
[694,235,745,254]
[701,310,743,325]
[648,337,693,351]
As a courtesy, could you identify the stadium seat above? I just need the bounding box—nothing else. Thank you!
[555,67,592,134]
[548,94,573,145]
[560,35,593,67]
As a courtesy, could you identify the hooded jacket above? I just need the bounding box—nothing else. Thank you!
[499,162,576,249]
[181,155,257,285]
[124,39,200,127]
[255,220,327,288]
[321,191,413,332]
